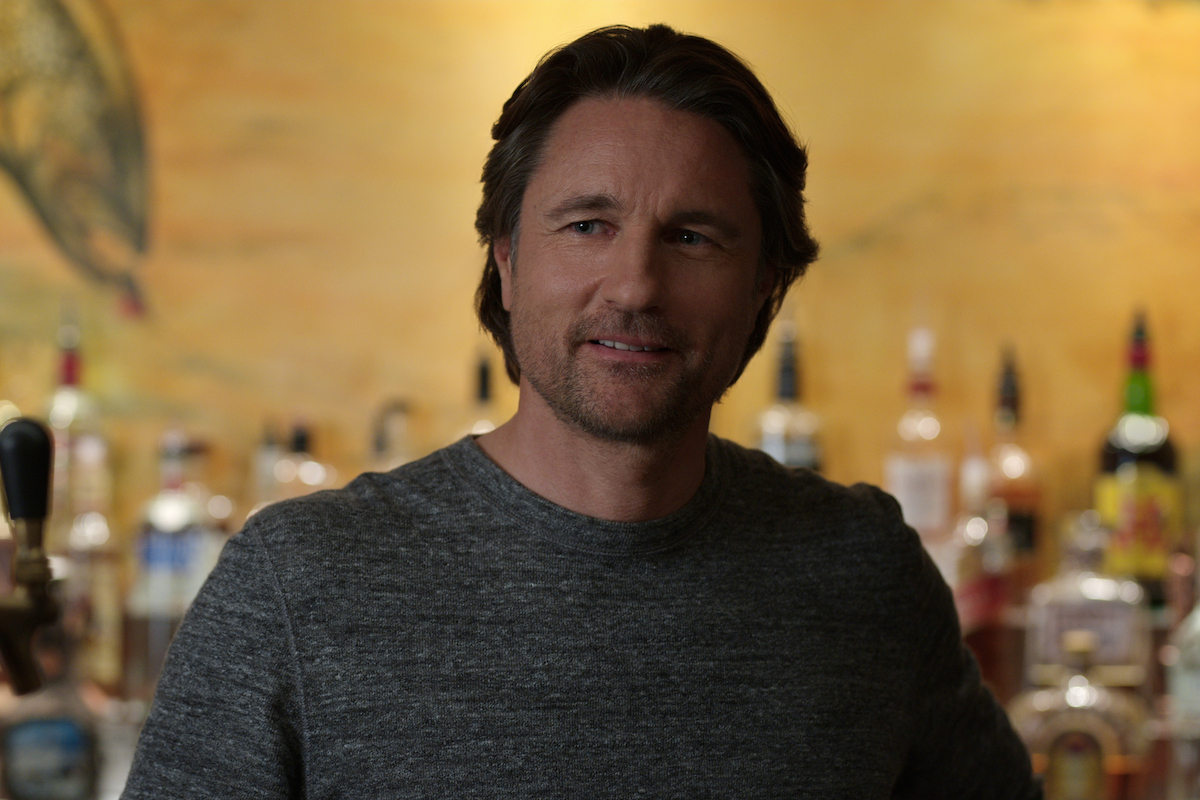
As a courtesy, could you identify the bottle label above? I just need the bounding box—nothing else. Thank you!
[761,432,820,472]
[1169,664,1200,722]
[1095,462,1183,581]
[1043,730,1106,800]
[2,717,96,800]
[884,454,951,538]
[139,528,202,572]
[1032,600,1143,675]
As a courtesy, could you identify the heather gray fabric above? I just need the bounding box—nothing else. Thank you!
[121,435,1040,799]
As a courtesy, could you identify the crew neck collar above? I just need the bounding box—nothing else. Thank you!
[440,435,729,556]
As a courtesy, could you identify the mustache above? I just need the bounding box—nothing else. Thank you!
[569,310,691,352]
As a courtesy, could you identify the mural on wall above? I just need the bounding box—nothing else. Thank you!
[0,0,147,314]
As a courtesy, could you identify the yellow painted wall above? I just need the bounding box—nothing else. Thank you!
[2,0,1199,561]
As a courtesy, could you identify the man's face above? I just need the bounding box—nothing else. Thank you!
[495,96,769,445]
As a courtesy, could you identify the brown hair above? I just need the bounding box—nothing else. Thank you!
[475,24,819,384]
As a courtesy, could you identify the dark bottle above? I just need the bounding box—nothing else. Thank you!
[757,322,821,472]
[988,347,1041,598]
[1094,312,1182,605]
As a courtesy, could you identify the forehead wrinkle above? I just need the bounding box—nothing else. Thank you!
[541,192,622,223]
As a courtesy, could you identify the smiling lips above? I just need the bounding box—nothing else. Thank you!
[595,339,664,353]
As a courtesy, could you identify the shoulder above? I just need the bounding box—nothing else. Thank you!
[709,435,931,591]
[710,436,910,540]
[232,439,482,567]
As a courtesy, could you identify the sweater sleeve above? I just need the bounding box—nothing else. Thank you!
[892,532,1043,799]
[120,527,305,799]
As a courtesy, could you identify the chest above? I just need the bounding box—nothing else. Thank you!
[291,556,917,797]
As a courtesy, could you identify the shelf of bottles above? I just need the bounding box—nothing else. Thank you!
[753,312,1193,799]
[0,304,506,798]
[1,303,1197,797]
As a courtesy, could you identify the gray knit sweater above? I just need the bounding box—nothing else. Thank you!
[121,435,1040,798]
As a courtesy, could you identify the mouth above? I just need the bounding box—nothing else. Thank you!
[594,339,666,353]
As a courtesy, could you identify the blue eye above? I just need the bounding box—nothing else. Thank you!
[572,221,600,234]
[677,230,707,245]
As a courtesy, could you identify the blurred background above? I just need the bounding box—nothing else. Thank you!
[2,1,1200,795]
[2,0,1197,540]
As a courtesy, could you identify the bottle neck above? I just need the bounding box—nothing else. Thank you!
[1124,314,1154,416]
[1125,369,1154,416]
[59,347,80,388]
[776,339,798,403]
[907,374,935,408]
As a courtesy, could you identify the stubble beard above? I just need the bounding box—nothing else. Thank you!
[512,309,731,447]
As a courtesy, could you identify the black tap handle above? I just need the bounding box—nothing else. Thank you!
[0,418,53,522]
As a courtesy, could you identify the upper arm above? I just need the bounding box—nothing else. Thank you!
[892,541,1042,799]
[121,530,305,799]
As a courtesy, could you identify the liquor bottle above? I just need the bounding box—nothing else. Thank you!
[46,310,100,559]
[988,347,1041,599]
[245,421,284,518]
[0,621,101,800]
[758,322,821,472]
[272,423,335,502]
[1168,592,1200,799]
[1024,511,1152,692]
[1007,629,1150,800]
[953,434,1012,634]
[465,353,497,437]
[884,327,953,576]
[122,430,226,703]
[951,431,1017,702]
[62,432,123,696]
[370,399,414,473]
[1094,311,1182,606]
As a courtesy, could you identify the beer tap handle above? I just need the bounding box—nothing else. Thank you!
[0,417,58,694]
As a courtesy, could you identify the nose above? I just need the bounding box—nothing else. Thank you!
[599,231,664,313]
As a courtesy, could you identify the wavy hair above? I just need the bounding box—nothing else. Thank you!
[475,24,819,384]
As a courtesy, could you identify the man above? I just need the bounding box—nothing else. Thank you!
[122,24,1041,798]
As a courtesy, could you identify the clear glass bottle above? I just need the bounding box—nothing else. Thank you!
[122,430,226,703]
[0,622,100,800]
[46,310,101,560]
[272,423,336,502]
[62,431,123,697]
[1167,566,1200,799]
[247,421,284,517]
[757,322,821,472]
[1094,311,1182,606]
[884,327,953,576]
[1008,629,1151,800]
[370,399,414,473]
[1024,511,1152,692]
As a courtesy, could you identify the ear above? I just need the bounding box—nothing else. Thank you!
[755,261,777,309]
[495,236,514,311]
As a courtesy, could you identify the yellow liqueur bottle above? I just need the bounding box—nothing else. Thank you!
[1094,312,1182,606]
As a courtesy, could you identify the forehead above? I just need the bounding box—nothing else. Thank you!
[525,96,758,221]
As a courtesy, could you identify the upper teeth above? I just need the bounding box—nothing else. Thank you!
[599,340,657,352]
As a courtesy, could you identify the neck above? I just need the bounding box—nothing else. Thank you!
[475,388,711,523]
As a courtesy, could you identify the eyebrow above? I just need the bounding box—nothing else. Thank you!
[542,194,745,241]
[542,193,622,223]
